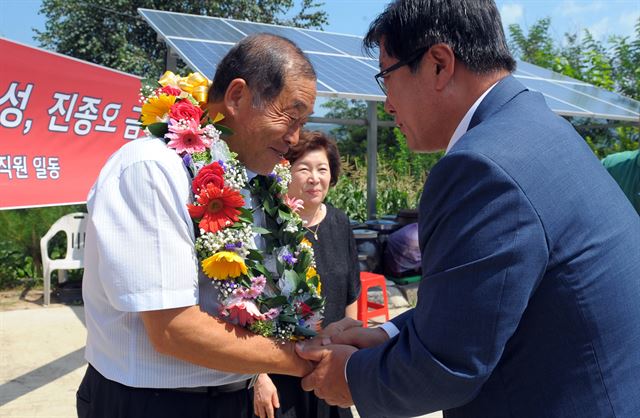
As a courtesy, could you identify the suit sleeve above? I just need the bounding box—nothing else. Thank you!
[347,151,549,417]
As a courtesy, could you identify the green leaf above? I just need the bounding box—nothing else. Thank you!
[304,296,325,311]
[247,249,264,262]
[295,251,311,273]
[148,122,168,138]
[278,209,292,221]
[252,264,272,281]
[215,124,234,136]
[262,296,288,309]
[284,268,302,286]
[276,259,284,277]
[278,314,298,324]
[238,208,253,224]
[252,226,271,235]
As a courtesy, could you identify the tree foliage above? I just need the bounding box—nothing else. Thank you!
[508,17,639,158]
[35,0,327,77]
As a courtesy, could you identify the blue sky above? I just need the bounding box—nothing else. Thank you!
[1,0,638,49]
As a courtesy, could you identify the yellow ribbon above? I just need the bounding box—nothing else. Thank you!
[158,71,210,104]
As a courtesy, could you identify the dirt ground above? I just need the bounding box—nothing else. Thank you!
[0,286,82,311]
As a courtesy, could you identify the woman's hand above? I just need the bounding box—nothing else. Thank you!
[253,373,280,418]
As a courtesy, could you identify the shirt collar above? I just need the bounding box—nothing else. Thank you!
[246,169,258,182]
[445,81,499,155]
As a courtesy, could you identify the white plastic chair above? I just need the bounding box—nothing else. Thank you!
[40,212,88,306]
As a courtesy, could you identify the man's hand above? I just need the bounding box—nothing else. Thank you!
[306,317,389,349]
[328,326,389,349]
[295,342,357,408]
[252,374,280,418]
[321,317,362,339]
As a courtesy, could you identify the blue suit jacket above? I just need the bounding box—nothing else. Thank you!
[347,76,640,418]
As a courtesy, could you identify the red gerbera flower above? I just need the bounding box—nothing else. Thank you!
[187,183,245,233]
[298,302,313,317]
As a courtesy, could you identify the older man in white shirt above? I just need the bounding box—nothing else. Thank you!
[78,33,317,418]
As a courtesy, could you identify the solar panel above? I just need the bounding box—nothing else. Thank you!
[230,21,338,53]
[307,53,381,97]
[140,10,244,42]
[537,94,590,117]
[515,60,591,86]
[138,8,640,122]
[165,39,233,79]
[300,30,371,58]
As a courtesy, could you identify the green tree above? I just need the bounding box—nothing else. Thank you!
[508,17,639,158]
[609,19,640,100]
[35,0,327,77]
[508,17,557,68]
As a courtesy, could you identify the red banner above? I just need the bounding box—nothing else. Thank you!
[0,38,143,210]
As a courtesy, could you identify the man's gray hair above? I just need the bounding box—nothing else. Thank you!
[209,33,316,107]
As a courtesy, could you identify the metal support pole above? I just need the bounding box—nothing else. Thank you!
[366,101,378,220]
[165,47,178,72]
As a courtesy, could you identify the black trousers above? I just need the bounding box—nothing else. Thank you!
[77,364,253,418]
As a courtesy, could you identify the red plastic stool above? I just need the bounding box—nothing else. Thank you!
[357,272,390,327]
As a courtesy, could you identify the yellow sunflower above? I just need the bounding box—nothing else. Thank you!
[141,94,176,125]
[201,251,247,280]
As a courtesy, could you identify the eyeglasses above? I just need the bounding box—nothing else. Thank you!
[374,47,429,95]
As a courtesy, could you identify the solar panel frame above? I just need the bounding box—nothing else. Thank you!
[138,8,640,123]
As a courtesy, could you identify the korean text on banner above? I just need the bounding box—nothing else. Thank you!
[0,38,143,210]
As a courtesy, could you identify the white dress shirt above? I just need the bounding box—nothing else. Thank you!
[82,136,252,388]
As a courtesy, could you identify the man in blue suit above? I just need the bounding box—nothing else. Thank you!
[296,1,640,417]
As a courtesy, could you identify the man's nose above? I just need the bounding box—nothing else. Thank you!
[384,97,396,115]
[284,125,300,146]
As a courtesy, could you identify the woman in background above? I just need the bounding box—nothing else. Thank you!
[252,131,360,418]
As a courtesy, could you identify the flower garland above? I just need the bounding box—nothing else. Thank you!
[139,71,324,341]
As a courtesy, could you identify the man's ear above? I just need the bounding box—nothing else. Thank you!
[223,78,249,117]
[428,43,455,89]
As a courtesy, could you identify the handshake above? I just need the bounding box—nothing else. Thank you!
[253,318,390,417]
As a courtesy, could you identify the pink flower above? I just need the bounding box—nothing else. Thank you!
[263,307,280,320]
[165,118,212,154]
[232,275,267,299]
[284,194,305,213]
[219,297,281,326]
[219,298,264,326]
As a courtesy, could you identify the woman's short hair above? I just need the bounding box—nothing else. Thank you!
[285,130,341,186]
